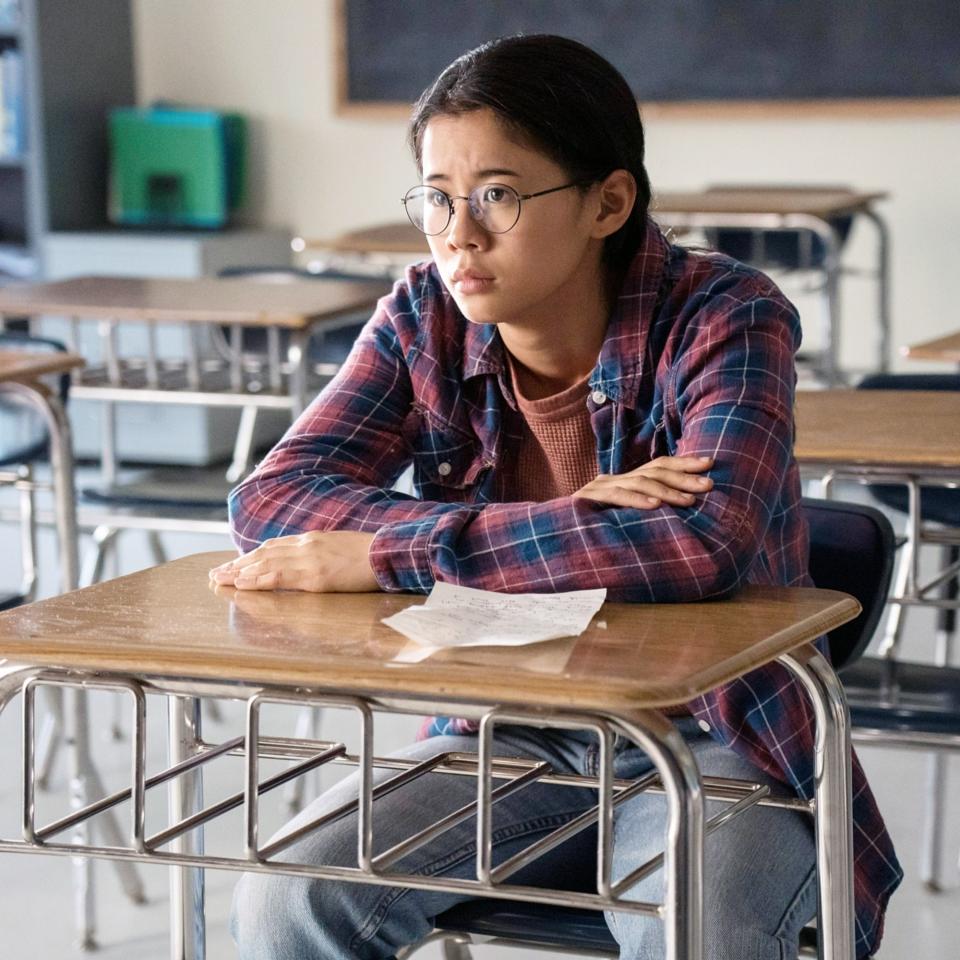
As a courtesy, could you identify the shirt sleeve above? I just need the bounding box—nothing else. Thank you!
[229,268,803,602]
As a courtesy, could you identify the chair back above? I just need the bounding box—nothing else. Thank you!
[0,332,70,467]
[801,497,896,670]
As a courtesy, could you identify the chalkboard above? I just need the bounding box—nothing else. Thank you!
[337,0,960,114]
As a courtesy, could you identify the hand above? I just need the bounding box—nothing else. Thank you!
[208,530,379,593]
[572,455,714,510]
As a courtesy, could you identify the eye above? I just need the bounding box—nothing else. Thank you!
[481,185,509,204]
[425,189,448,208]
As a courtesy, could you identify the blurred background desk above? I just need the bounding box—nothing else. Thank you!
[795,389,960,616]
[0,275,391,484]
[296,187,889,386]
[654,187,889,385]
[904,331,960,365]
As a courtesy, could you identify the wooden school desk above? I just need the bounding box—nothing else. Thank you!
[795,389,960,615]
[903,330,960,364]
[0,275,392,485]
[0,553,860,960]
[0,347,84,592]
[654,188,889,386]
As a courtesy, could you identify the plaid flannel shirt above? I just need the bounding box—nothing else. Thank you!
[229,219,901,956]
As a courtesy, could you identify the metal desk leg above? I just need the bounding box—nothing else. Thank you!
[860,207,891,374]
[0,383,79,592]
[168,696,206,960]
[610,709,704,960]
[790,214,843,386]
[780,645,855,960]
[287,329,310,417]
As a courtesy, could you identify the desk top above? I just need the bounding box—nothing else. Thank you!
[795,389,960,470]
[0,348,85,382]
[307,222,430,255]
[654,188,886,219]
[0,276,392,330]
[0,552,857,712]
[902,331,960,364]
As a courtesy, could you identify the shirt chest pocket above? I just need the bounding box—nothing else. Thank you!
[410,426,489,495]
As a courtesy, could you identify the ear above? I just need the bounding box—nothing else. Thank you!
[589,169,637,240]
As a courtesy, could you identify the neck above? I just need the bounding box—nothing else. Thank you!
[499,261,614,400]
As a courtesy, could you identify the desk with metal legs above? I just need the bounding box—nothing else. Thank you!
[297,188,890,387]
[795,389,960,621]
[795,388,960,891]
[0,553,860,960]
[0,275,392,486]
[653,188,889,386]
[0,348,146,945]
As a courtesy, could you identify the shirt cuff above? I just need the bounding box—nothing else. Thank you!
[368,516,439,593]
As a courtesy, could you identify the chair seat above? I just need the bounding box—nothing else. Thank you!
[866,484,959,528]
[435,899,820,955]
[80,465,233,512]
[0,591,26,612]
[842,656,960,736]
[436,899,617,953]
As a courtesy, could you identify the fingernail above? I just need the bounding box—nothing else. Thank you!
[645,496,660,505]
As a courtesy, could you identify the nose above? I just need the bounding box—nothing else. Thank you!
[444,197,488,252]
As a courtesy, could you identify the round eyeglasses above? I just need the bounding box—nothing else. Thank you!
[401,180,587,236]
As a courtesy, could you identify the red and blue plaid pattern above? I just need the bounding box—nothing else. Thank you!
[230,219,901,956]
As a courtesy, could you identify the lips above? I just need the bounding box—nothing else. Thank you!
[451,266,495,295]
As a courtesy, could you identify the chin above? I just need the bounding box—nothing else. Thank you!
[451,294,498,326]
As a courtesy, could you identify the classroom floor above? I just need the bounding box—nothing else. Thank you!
[0,471,956,959]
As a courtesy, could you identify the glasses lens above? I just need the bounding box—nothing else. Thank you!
[470,183,520,234]
[404,186,450,235]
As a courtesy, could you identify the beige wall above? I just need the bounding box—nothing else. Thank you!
[133,0,960,372]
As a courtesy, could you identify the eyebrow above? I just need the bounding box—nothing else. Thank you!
[424,168,521,183]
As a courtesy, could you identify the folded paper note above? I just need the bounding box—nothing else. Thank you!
[382,581,606,649]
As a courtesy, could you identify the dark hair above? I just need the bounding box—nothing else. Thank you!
[409,34,651,271]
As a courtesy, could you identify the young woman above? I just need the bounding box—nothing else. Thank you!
[214,35,900,960]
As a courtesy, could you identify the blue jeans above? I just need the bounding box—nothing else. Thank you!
[231,718,816,959]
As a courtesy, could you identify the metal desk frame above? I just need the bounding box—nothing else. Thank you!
[654,203,890,387]
[0,639,855,960]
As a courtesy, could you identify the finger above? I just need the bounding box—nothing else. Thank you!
[574,487,663,510]
[626,468,714,494]
[637,455,714,474]
[220,541,308,577]
[234,565,283,591]
[598,476,701,505]
[209,554,243,577]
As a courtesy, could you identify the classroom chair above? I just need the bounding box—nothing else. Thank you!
[851,371,960,891]
[410,497,895,959]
